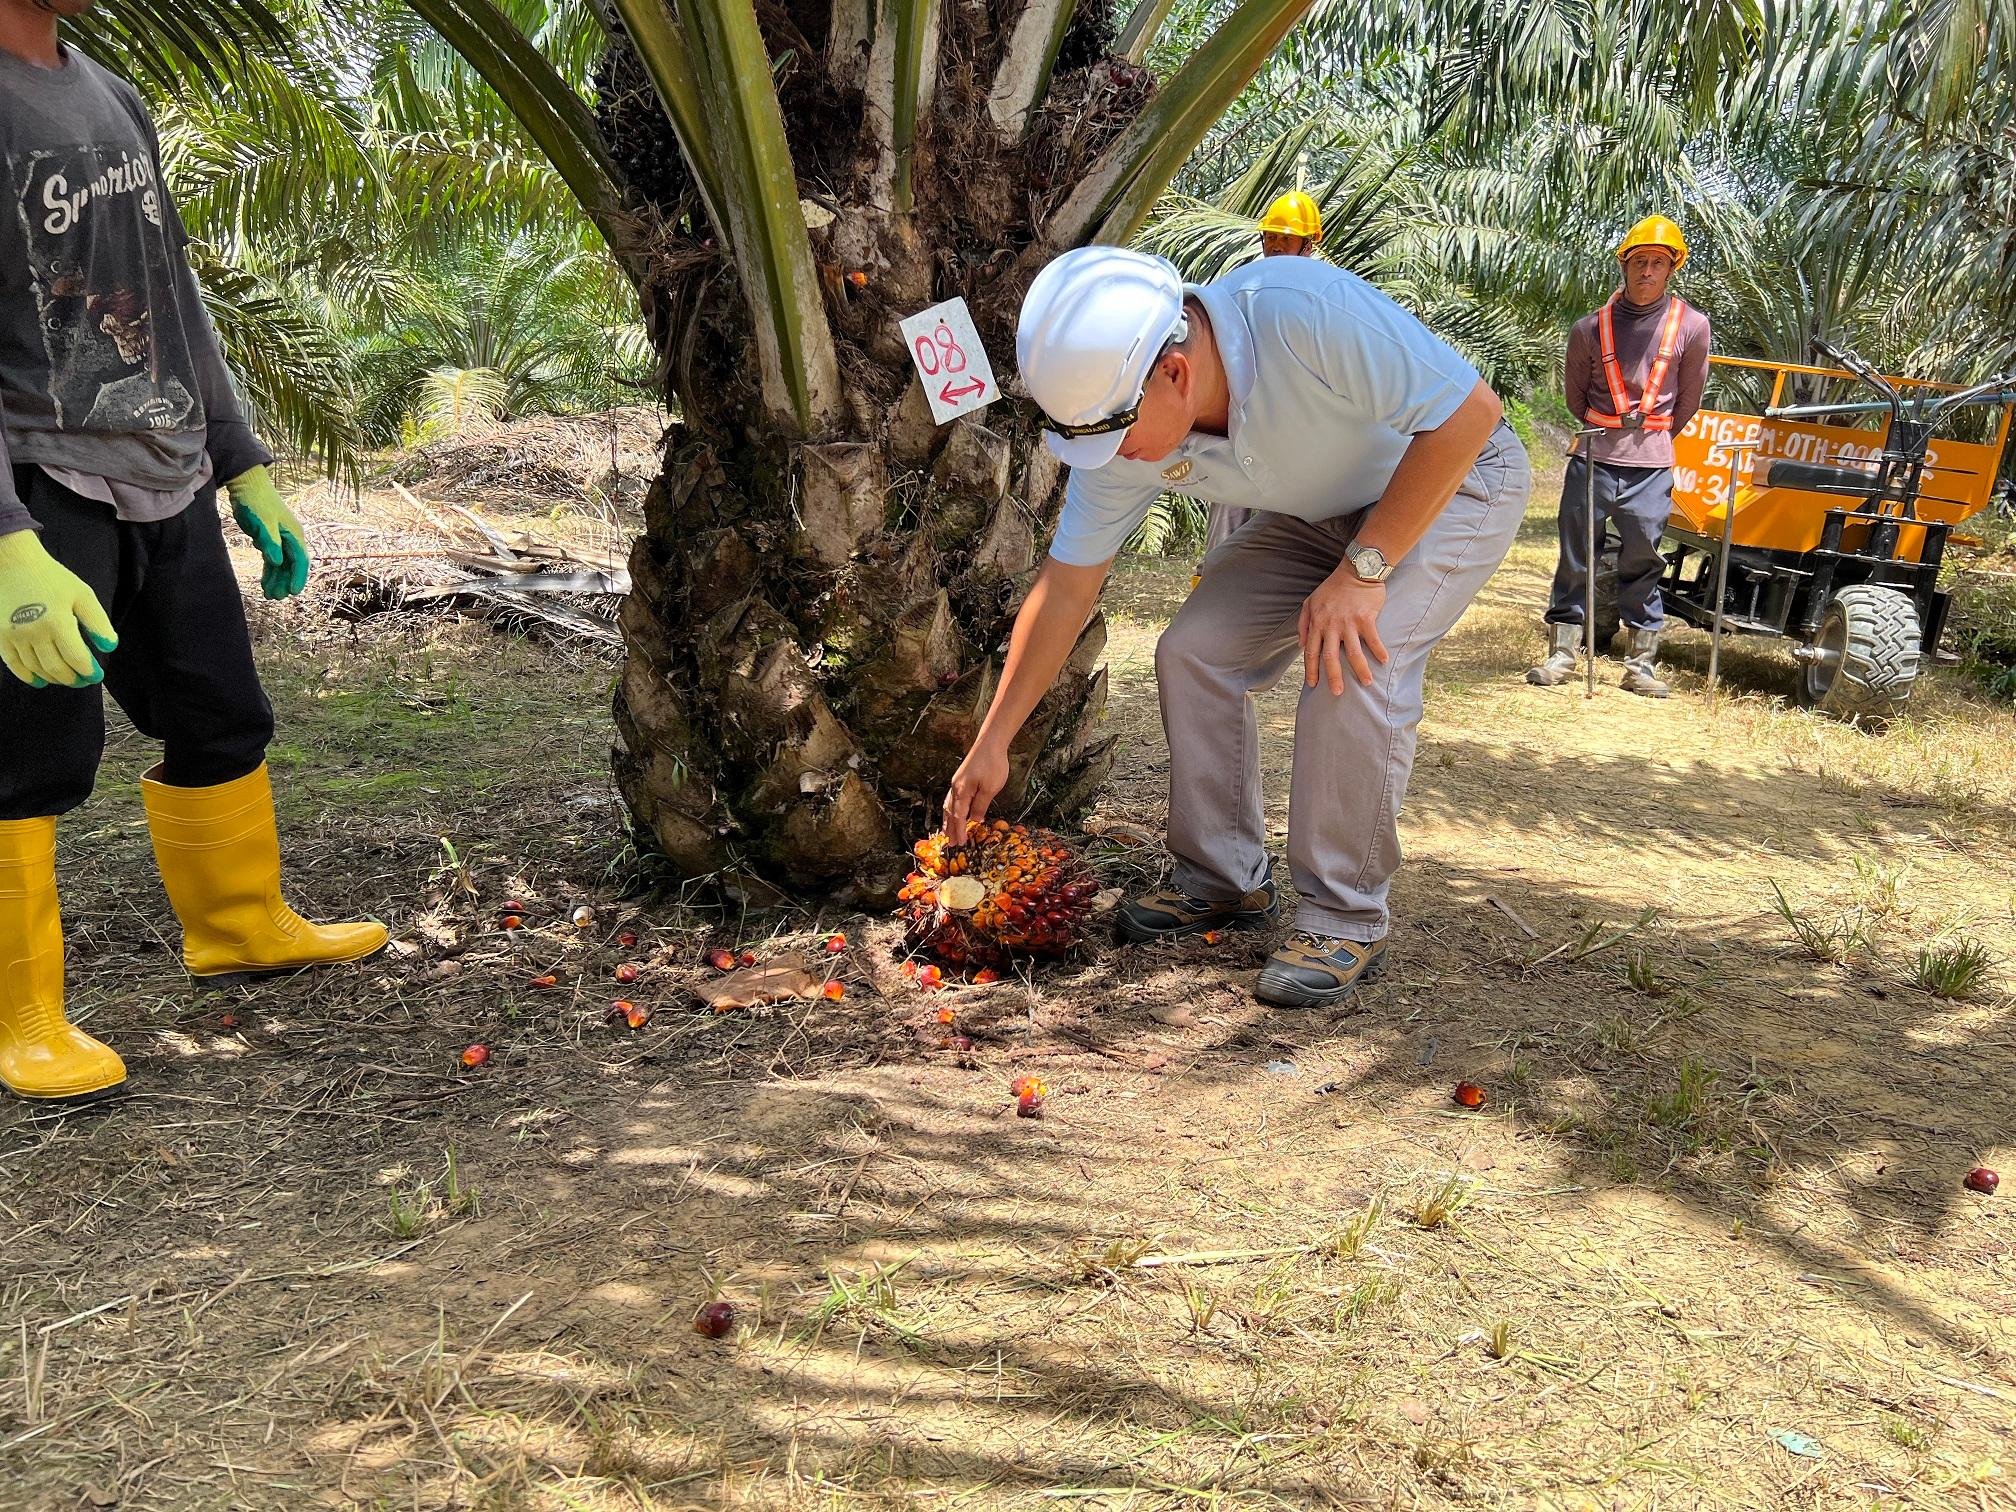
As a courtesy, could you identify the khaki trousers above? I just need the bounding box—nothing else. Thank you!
[1155,423,1530,941]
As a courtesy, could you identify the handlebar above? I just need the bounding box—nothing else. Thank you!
[1766,339,2016,427]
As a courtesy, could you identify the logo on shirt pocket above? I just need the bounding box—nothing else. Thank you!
[1161,460,1194,482]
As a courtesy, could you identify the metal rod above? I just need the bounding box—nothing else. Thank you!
[1706,441,1752,704]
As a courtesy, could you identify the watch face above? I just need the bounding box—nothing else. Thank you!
[1351,544,1388,580]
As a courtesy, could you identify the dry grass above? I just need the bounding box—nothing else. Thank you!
[2,471,2013,1510]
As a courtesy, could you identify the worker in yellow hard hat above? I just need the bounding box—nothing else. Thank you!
[1258,191,1322,259]
[1527,214,1711,698]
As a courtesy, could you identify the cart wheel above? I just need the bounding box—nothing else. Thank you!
[1796,585,1921,725]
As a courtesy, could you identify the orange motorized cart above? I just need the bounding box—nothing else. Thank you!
[1655,342,2015,720]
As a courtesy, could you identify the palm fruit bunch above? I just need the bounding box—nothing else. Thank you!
[901,821,1098,967]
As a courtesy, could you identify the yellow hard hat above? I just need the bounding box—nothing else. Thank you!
[1259,190,1322,242]
[1616,214,1688,271]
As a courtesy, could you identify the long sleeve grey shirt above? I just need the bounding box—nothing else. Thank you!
[1565,293,1712,469]
[0,43,270,536]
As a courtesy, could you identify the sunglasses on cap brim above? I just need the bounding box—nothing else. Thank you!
[1039,401,1140,440]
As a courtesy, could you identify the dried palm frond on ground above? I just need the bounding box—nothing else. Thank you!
[382,404,667,508]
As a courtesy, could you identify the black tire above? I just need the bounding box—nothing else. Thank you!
[1796,585,1921,725]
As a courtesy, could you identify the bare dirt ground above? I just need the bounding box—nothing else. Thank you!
[4,460,2013,1511]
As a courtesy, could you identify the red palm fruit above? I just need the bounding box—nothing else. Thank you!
[706,947,735,971]
[625,1004,651,1030]
[615,963,640,984]
[935,1006,956,1024]
[739,951,757,967]
[1453,1081,1486,1108]
[1016,1091,1043,1118]
[530,973,558,989]
[693,1300,735,1338]
[974,967,1001,984]
[617,930,638,948]
[502,899,526,914]
[1965,1167,1999,1194]
[825,934,846,953]
[823,980,846,1001]
[899,960,918,979]
[461,1044,489,1068]
[501,915,523,931]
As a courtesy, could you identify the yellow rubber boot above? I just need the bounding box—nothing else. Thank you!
[141,764,387,982]
[0,818,126,1101]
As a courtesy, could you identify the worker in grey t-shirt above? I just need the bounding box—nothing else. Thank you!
[0,9,385,1107]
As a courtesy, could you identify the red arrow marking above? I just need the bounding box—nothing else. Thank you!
[939,377,987,405]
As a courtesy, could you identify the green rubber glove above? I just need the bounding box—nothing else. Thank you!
[0,529,118,689]
[223,466,311,600]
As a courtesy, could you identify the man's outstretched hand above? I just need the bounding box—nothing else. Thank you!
[943,740,1010,842]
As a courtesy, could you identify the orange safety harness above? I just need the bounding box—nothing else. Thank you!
[1586,293,1690,432]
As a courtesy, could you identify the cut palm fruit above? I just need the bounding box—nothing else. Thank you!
[938,876,986,912]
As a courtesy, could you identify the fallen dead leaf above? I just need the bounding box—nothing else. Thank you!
[697,960,822,1013]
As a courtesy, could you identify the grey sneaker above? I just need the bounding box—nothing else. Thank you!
[1255,932,1388,1008]
[1117,879,1279,943]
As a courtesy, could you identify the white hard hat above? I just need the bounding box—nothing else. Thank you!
[1016,247,1188,470]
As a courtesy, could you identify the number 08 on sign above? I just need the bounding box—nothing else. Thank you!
[899,297,998,425]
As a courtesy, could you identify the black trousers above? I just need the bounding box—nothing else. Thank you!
[1543,456,1676,634]
[1,467,273,820]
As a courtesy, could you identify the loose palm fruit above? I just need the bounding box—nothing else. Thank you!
[572,906,594,929]
[706,947,735,971]
[618,930,638,948]
[825,934,846,954]
[823,981,846,1001]
[615,963,641,984]
[625,1004,651,1030]
[501,915,523,931]
[1965,1167,1999,1194]
[694,1300,735,1337]
[461,1044,489,1068]
[1453,1081,1486,1109]
[530,973,558,989]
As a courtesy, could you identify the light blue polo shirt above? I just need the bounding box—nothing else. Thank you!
[1047,257,1481,567]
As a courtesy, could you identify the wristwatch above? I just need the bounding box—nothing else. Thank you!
[1344,541,1393,583]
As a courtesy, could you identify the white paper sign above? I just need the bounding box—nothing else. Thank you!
[899,297,999,425]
